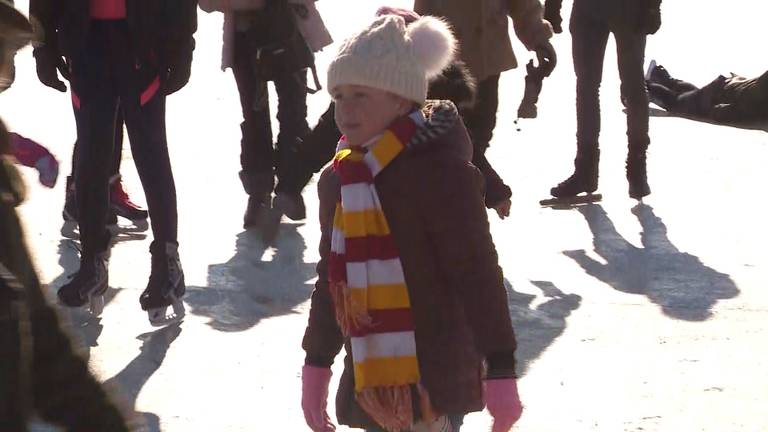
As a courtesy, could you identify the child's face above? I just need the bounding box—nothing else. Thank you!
[332,85,412,147]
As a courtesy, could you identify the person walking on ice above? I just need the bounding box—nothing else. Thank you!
[301,14,522,432]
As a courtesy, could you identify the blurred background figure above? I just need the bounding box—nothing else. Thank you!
[1,2,130,430]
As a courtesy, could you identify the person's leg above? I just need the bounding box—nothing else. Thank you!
[57,29,116,312]
[459,74,511,208]
[615,29,650,199]
[108,108,149,224]
[122,91,185,325]
[550,7,609,198]
[280,102,340,198]
[272,69,310,220]
[233,28,275,227]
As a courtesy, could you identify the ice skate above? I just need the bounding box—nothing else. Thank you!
[140,241,186,327]
[110,175,149,231]
[57,251,109,316]
[542,171,601,207]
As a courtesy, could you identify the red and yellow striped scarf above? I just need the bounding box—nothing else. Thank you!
[328,111,434,431]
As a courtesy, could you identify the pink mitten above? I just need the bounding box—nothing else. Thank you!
[301,365,336,432]
[484,378,523,432]
[10,132,59,188]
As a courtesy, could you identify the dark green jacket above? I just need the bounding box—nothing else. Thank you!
[712,71,768,123]
[0,141,129,431]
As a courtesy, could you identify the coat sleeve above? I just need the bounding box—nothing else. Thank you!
[507,0,553,50]
[29,0,59,58]
[302,168,345,368]
[164,0,198,66]
[422,156,517,377]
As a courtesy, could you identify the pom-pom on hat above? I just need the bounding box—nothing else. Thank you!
[327,14,456,105]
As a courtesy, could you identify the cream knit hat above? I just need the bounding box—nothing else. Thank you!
[327,14,456,105]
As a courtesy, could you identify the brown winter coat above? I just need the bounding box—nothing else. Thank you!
[302,102,517,428]
[414,0,552,82]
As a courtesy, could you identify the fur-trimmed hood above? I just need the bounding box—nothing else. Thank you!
[427,60,477,110]
[408,100,472,163]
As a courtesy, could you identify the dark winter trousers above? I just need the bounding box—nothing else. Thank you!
[459,74,512,208]
[70,20,177,257]
[72,111,124,183]
[232,29,310,198]
[570,4,650,178]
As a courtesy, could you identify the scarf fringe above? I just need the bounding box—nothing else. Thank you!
[330,281,371,336]
[357,385,414,432]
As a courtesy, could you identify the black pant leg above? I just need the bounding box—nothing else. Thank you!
[273,69,309,190]
[614,29,649,158]
[233,30,274,182]
[69,33,119,256]
[571,9,610,173]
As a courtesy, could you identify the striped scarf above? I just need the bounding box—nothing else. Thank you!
[328,110,431,431]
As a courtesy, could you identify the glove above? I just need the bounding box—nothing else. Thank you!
[533,41,557,77]
[640,7,661,35]
[35,154,59,188]
[484,378,523,432]
[162,56,192,96]
[9,133,59,188]
[34,49,70,92]
[301,365,336,432]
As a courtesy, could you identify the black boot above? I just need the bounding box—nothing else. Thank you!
[551,150,599,198]
[58,251,109,316]
[240,170,275,229]
[62,175,77,222]
[627,155,651,200]
[140,241,185,326]
[272,191,306,221]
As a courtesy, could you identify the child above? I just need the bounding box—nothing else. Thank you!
[301,15,521,432]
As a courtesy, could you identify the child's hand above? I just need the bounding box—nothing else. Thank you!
[35,154,59,188]
[493,199,511,220]
[9,133,59,188]
[301,365,336,431]
[484,378,523,432]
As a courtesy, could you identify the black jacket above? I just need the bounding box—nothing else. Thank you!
[30,0,197,70]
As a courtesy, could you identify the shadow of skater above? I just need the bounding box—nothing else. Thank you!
[103,323,183,432]
[564,203,739,321]
[184,224,316,331]
[505,279,581,377]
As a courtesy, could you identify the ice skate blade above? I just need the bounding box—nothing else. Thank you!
[540,193,602,208]
[148,300,186,327]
